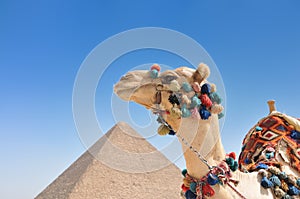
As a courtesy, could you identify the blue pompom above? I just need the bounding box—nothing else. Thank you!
[181,105,191,118]
[269,175,281,187]
[182,169,187,177]
[278,172,288,180]
[256,126,263,131]
[189,182,197,193]
[150,69,158,78]
[288,185,300,196]
[190,96,201,108]
[210,92,222,104]
[207,173,219,185]
[185,190,197,199]
[256,163,268,170]
[261,176,274,188]
[291,130,300,139]
[201,83,211,94]
[218,112,224,119]
[199,106,211,120]
[182,82,192,92]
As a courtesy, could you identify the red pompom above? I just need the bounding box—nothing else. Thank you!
[202,183,215,197]
[199,94,212,108]
[227,152,236,160]
[151,64,161,72]
[181,184,189,192]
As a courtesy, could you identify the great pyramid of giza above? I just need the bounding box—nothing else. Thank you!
[35,122,182,199]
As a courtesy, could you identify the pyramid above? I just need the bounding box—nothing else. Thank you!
[36,122,182,199]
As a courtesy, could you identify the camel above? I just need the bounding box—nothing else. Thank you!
[114,63,300,199]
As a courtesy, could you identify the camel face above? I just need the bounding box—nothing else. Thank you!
[114,69,182,110]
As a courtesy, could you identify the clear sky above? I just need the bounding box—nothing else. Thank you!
[1,1,300,198]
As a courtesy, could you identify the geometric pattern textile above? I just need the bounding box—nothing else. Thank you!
[238,115,300,173]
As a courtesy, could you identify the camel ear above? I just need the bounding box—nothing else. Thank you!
[192,63,210,84]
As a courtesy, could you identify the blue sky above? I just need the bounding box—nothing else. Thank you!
[1,1,300,198]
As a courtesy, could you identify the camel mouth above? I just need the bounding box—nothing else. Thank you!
[113,70,150,101]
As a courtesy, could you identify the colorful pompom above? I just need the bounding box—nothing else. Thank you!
[199,106,211,120]
[150,64,161,72]
[157,124,169,136]
[191,82,201,93]
[201,83,211,94]
[170,107,182,118]
[190,95,201,108]
[181,184,189,192]
[181,105,191,118]
[191,107,200,119]
[269,175,281,187]
[185,190,197,199]
[168,94,180,105]
[210,104,224,114]
[288,185,300,196]
[207,173,219,185]
[209,92,222,104]
[182,82,192,92]
[189,182,197,193]
[181,95,191,105]
[227,152,236,160]
[261,176,274,188]
[218,112,224,119]
[150,69,158,78]
[199,94,212,108]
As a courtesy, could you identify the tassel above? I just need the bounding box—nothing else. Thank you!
[209,92,222,104]
[269,175,281,187]
[199,94,212,108]
[261,176,274,188]
[199,106,211,120]
[181,105,191,118]
[191,107,200,119]
[200,83,211,94]
[202,183,215,197]
[190,95,201,108]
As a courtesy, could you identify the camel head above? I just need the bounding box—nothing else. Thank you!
[114,63,224,133]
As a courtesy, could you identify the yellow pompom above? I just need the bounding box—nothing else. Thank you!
[157,125,169,136]
[170,107,182,118]
[210,83,217,93]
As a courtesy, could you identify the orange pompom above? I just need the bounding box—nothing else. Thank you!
[227,152,236,160]
[150,64,161,72]
[181,184,189,192]
[199,94,212,108]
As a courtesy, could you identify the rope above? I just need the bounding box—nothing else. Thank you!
[226,182,247,199]
[154,109,247,199]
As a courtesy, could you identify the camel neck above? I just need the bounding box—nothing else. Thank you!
[177,116,226,179]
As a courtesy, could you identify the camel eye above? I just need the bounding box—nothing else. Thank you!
[161,75,177,84]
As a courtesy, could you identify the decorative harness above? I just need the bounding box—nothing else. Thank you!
[147,65,246,199]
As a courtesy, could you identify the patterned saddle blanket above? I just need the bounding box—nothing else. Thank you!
[239,112,300,174]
